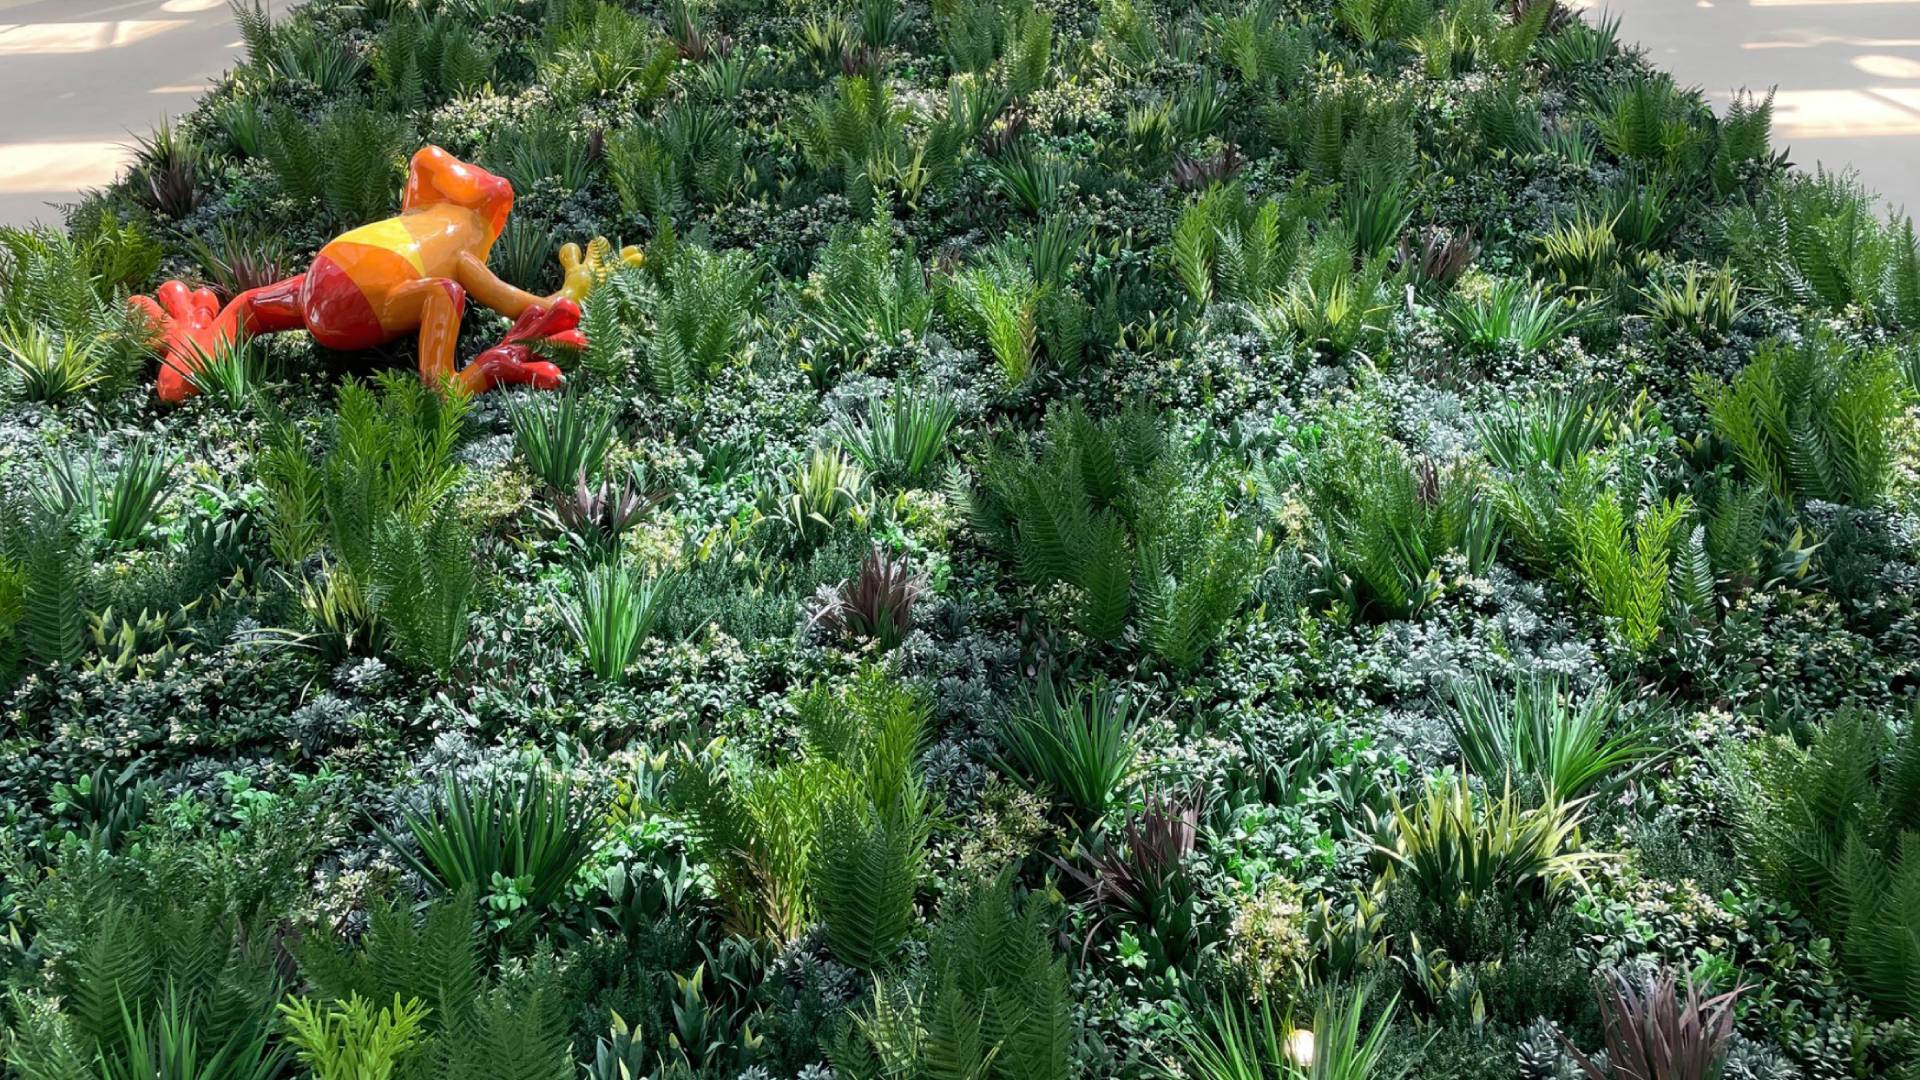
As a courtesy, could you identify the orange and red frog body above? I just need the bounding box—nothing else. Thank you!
[133,145,639,403]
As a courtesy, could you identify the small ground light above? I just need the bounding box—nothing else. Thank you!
[1287,1028,1315,1068]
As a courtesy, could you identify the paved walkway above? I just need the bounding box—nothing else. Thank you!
[1602,0,1920,216]
[0,0,242,229]
[0,0,1915,226]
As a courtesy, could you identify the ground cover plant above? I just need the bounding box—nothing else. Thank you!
[3,0,1920,1076]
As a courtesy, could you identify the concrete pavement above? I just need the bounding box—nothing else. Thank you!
[0,0,244,229]
[0,0,1915,227]
[1602,0,1920,217]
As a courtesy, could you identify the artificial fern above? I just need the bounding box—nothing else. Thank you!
[1695,327,1904,506]
[1,500,88,669]
[366,504,475,679]
[1725,708,1920,1018]
[811,785,931,971]
[1569,492,1690,653]
[830,873,1071,1080]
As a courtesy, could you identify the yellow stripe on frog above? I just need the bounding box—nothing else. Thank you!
[332,217,427,275]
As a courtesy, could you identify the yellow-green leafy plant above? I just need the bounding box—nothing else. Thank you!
[279,993,431,1080]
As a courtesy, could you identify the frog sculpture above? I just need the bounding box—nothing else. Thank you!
[132,145,638,403]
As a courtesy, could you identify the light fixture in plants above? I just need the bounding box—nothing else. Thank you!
[1160,987,1403,1080]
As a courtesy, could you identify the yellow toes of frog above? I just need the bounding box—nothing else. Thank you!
[557,236,646,303]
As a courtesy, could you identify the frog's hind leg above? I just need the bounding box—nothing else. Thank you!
[132,276,307,403]
[379,276,472,393]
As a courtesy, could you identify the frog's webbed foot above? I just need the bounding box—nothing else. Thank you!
[458,299,582,394]
[131,277,305,403]
[555,237,644,305]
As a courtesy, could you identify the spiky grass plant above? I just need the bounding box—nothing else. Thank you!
[993,676,1143,824]
[1442,277,1586,352]
[833,390,958,488]
[1446,675,1663,801]
[508,391,617,493]
[1559,970,1742,1080]
[805,546,930,651]
[1160,987,1402,1080]
[384,765,599,922]
[1376,770,1606,952]
[0,321,107,403]
[556,559,678,684]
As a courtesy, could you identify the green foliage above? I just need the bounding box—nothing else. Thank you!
[368,504,476,678]
[0,224,151,396]
[0,499,88,668]
[372,11,493,110]
[829,873,1072,1080]
[555,558,678,684]
[1161,987,1402,1080]
[1276,412,1498,620]
[1254,231,1393,359]
[1724,708,1920,1018]
[1568,491,1690,654]
[322,374,471,592]
[1172,182,1324,307]
[810,759,933,971]
[946,245,1043,387]
[263,104,408,230]
[1711,88,1782,194]
[300,892,576,1080]
[279,993,431,1080]
[641,246,760,400]
[1695,327,1904,506]
[675,670,931,950]
[800,211,934,382]
[40,438,174,550]
[543,1,677,106]
[1210,2,1311,91]
[993,676,1143,823]
[508,391,616,492]
[1723,169,1920,325]
[832,389,957,488]
[256,414,326,567]
[1446,676,1662,801]
[765,448,871,554]
[382,766,599,926]
[1592,74,1706,176]
[1377,771,1604,953]
[0,322,108,403]
[1442,278,1586,352]
[1336,0,1431,47]
[1639,263,1747,343]
[972,401,1259,663]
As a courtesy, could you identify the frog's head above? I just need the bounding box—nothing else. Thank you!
[400,145,514,249]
